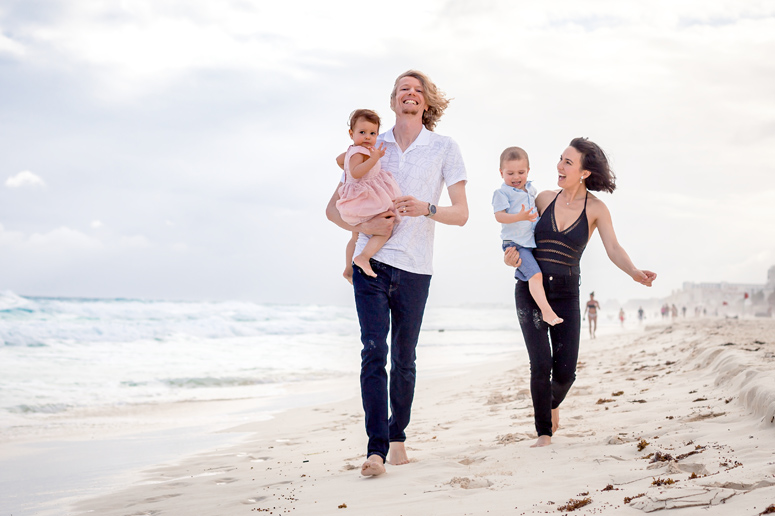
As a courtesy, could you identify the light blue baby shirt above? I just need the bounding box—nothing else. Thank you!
[491,181,538,247]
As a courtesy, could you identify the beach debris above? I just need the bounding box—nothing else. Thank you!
[342,464,357,471]
[760,504,775,515]
[557,497,592,511]
[631,399,648,403]
[638,439,650,451]
[338,502,348,508]
[612,391,624,396]
[496,433,528,444]
[675,445,706,460]
[596,398,614,404]
[650,451,674,463]
[602,484,618,491]
[629,488,735,511]
[624,493,645,504]
[651,477,677,486]
[692,397,708,402]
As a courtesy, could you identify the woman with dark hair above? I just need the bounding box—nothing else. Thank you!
[504,137,656,448]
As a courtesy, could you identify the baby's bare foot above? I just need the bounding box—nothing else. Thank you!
[542,310,563,326]
[353,255,377,278]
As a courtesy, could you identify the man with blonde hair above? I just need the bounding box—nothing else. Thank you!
[327,70,468,476]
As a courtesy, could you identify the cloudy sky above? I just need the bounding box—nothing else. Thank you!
[1,0,773,308]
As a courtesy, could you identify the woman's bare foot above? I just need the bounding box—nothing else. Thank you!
[542,309,563,326]
[388,442,410,465]
[361,455,386,476]
[353,255,376,278]
[551,408,560,433]
[531,435,552,448]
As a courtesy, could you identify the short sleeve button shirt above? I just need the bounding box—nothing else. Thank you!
[354,126,467,275]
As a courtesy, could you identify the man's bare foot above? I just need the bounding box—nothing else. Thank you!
[531,435,552,447]
[388,442,410,465]
[551,408,560,433]
[353,255,377,278]
[542,309,563,326]
[360,455,386,476]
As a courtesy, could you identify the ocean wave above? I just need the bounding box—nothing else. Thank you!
[158,376,275,388]
[8,403,72,414]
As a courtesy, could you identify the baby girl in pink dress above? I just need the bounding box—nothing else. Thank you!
[336,109,401,281]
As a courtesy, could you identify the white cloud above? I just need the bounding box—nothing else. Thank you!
[0,32,25,57]
[27,227,102,250]
[5,170,46,188]
[91,220,104,229]
[119,235,152,249]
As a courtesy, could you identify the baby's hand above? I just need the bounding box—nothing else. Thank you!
[368,143,386,160]
[517,204,538,222]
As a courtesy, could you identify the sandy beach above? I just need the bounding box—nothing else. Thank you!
[64,319,775,515]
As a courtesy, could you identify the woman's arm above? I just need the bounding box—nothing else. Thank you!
[592,200,657,287]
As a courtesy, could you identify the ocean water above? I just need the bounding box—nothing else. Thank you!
[0,290,524,437]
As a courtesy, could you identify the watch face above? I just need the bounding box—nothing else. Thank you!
[429,205,436,215]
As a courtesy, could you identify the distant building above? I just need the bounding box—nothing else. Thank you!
[666,265,774,317]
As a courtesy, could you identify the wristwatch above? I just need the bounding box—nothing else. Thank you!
[425,203,436,217]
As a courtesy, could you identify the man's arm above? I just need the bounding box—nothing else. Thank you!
[326,184,395,235]
[431,180,468,226]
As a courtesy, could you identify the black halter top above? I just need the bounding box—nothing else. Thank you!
[534,191,589,276]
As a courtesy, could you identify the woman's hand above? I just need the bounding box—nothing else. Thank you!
[394,196,430,217]
[504,246,522,268]
[632,269,657,287]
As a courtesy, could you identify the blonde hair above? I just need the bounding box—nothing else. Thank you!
[390,70,450,131]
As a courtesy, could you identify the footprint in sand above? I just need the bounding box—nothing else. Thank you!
[449,476,492,489]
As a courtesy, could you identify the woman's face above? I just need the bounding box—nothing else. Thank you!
[557,146,586,187]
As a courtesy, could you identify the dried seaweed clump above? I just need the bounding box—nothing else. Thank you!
[601,484,617,491]
[596,398,614,405]
[624,493,645,504]
[760,504,775,515]
[650,451,674,463]
[637,439,650,451]
[651,477,676,486]
[557,497,592,512]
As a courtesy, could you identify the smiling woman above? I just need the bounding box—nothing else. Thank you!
[504,137,656,448]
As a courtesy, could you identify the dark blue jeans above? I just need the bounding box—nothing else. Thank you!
[515,273,581,437]
[353,259,432,461]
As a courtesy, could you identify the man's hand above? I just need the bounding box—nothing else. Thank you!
[359,211,395,236]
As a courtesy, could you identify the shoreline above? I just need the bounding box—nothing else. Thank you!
[71,318,775,515]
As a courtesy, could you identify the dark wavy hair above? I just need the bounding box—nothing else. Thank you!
[569,137,616,193]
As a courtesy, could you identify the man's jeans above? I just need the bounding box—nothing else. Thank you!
[353,259,431,460]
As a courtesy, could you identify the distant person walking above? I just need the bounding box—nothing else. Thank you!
[638,306,644,323]
[619,308,625,326]
[583,292,600,338]
[504,137,656,448]
[327,70,468,476]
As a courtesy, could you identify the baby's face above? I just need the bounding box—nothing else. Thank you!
[349,119,380,148]
[500,159,530,190]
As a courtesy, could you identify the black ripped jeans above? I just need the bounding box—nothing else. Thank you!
[515,273,581,437]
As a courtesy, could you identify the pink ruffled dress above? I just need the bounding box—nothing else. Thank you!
[336,145,402,225]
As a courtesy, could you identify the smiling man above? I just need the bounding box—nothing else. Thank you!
[326,70,468,476]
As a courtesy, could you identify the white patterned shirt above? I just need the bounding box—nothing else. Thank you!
[353,126,467,275]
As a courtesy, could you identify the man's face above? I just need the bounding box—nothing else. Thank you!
[391,76,427,117]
